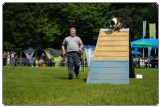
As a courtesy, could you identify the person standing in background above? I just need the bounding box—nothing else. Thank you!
[3,51,7,66]
[11,51,15,66]
[14,52,17,66]
[7,52,11,67]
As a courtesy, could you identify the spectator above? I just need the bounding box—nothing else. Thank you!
[14,52,18,66]
[3,51,7,66]
[11,51,15,66]
[38,57,44,66]
[7,52,11,67]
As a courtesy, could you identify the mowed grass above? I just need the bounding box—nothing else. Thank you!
[3,66,158,105]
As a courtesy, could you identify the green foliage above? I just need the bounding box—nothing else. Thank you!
[3,3,158,50]
[3,67,158,105]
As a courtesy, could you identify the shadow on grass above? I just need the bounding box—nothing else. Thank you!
[83,78,87,82]
[54,77,88,83]
[54,77,68,80]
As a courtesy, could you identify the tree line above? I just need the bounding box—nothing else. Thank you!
[3,3,158,51]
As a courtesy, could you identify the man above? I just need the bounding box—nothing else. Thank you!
[11,51,15,66]
[3,51,7,66]
[7,52,10,67]
[62,28,83,80]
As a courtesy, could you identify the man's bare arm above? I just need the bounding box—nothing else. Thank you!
[79,43,83,52]
[61,45,66,56]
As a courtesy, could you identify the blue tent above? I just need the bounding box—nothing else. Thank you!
[131,38,158,48]
[132,50,142,55]
[131,38,158,68]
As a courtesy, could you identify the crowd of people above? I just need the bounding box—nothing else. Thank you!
[34,57,55,67]
[3,51,56,67]
[3,51,17,67]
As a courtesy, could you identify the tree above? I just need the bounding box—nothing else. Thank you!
[3,3,158,50]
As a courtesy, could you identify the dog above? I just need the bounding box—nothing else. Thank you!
[110,18,126,31]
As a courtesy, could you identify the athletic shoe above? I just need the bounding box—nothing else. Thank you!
[76,74,79,79]
[69,73,73,80]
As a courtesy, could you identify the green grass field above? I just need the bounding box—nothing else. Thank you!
[3,66,158,105]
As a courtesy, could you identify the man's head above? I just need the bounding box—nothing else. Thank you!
[70,27,76,37]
